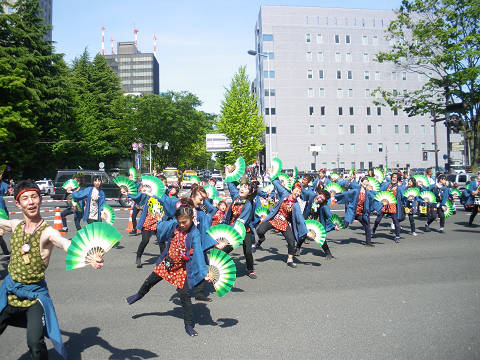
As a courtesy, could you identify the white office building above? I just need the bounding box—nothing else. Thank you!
[252,6,449,172]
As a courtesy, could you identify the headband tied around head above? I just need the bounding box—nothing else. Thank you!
[15,188,41,201]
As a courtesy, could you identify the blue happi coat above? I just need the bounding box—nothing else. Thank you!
[335,188,376,224]
[72,187,105,222]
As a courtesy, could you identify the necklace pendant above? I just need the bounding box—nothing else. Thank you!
[22,253,30,265]
[21,243,31,254]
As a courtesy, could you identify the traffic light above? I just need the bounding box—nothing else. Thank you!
[422,151,428,161]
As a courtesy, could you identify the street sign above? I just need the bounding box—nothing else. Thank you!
[98,162,105,170]
[309,146,322,152]
[443,154,448,160]
[138,143,144,150]
[206,133,233,152]
[451,142,464,151]
[132,142,138,151]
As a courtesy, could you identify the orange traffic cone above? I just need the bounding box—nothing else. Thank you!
[125,205,135,233]
[53,207,66,235]
[330,198,337,206]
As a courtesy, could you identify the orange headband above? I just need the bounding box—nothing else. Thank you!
[15,188,41,201]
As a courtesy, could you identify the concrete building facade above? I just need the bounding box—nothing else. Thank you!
[104,41,159,95]
[3,0,53,41]
[253,6,449,172]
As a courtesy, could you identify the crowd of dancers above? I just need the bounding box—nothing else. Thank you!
[0,164,479,358]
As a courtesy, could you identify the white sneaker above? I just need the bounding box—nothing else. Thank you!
[411,232,418,236]
[391,223,395,229]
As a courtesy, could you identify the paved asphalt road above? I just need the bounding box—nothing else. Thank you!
[1,196,479,359]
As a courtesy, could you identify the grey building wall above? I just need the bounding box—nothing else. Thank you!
[254,6,448,171]
[3,0,53,41]
[104,42,160,95]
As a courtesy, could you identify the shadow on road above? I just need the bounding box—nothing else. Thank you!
[18,327,158,360]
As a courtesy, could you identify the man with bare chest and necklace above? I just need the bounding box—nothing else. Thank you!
[0,180,103,359]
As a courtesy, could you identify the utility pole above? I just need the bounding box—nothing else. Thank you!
[433,109,439,173]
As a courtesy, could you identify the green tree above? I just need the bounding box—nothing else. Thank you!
[0,0,75,178]
[217,66,265,165]
[374,0,480,170]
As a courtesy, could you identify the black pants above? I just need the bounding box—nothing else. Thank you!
[61,208,82,230]
[0,302,48,359]
[137,230,165,257]
[137,272,193,325]
[0,235,9,254]
[354,214,372,245]
[297,235,332,255]
[427,206,445,227]
[132,206,141,230]
[87,219,98,224]
[224,231,254,272]
[373,212,400,238]
[468,206,478,225]
[256,221,296,256]
[407,213,416,233]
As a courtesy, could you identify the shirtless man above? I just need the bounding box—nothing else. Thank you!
[0,180,103,359]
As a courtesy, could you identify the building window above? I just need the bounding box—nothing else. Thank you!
[350,125,355,134]
[394,124,399,134]
[337,88,343,98]
[377,124,382,134]
[319,70,324,79]
[348,88,353,97]
[395,143,399,152]
[338,107,343,115]
[362,35,368,45]
[405,124,409,134]
[263,34,273,41]
[347,70,352,79]
[264,89,275,96]
[338,125,344,134]
[420,124,426,134]
[377,107,382,115]
[393,89,398,96]
[263,70,275,78]
[351,143,356,152]
[421,143,426,150]
[405,142,410,151]
[306,33,311,43]
[365,89,370,97]
[337,70,342,79]
[402,71,407,80]
[265,108,276,115]
[367,125,372,134]
[391,72,397,80]
[307,70,313,79]
[271,127,277,134]
[335,52,341,62]
[308,88,314,97]
[317,33,323,43]
[375,71,380,80]
[364,71,370,80]
[366,107,371,116]
[321,144,327,152]
[320,106,325,116]
[349,107,354,115]
[335,34,340,43]
[309,106,314,115]
[372,35,378,45]
[268,52,274,59]
[363,53,369,62]
[265,127,269,134]
[319,88,325,97]
[317,51,324,62]
[309,125,314,134]
[320,125,327,134]
[306,52,312,61]
[378,143,383,152]
[346,52,352,62]
[393,109,398,116]
[339,143,344,152]
[368,143,373,152]
[346,34,351,43]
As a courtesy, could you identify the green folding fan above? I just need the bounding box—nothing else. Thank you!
[128,167,137,180]
[141,175,165,198]
[328,214,346,229]
[270,158,282,180]
[224,157,246,183]
[113,176,138,195]
[206,224,243,249]
[413,175,430,188]
[374,168,385,183]
[324,182,343,194]
[65,222,121,271]
[293,166,299,183]
[420,190,436,203]
[374,191,397,205]
[444,200,453,218]
[190,175,201,184]
[255,206,270,220]
[233,221,246,241]
[261,184,274,194]
[403,187,420,199]
[208,248,236,298]
[349,168,355,178]
[101,205,115,225]
[330,173,340,182]
[0,209,8,220]
[277,173,293,191]
[62,179,79,190]
[450,188,461,198]
[304,219,326,246]
[367,177,381,192]
[204,185,218,199]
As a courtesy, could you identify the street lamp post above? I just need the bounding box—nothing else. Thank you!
[248,49,272,169]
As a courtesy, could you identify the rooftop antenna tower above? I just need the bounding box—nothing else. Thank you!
[153,33,157,56]
[134,28,139,46]
[110,37,115,54]
[101,26,106,55]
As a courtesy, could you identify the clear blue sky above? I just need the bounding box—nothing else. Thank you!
[52,0,402,114]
